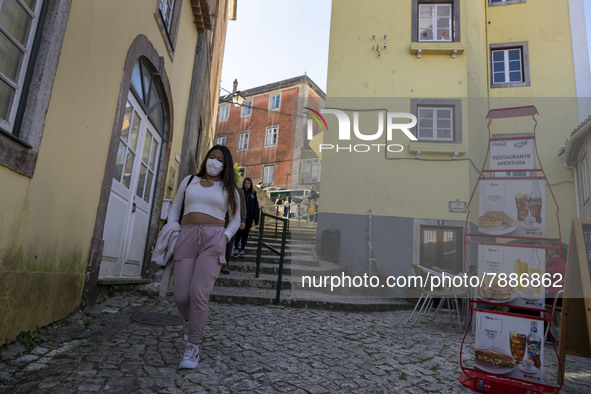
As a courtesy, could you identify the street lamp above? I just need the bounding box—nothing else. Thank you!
[286,172,291,188]
[232,79,245,107]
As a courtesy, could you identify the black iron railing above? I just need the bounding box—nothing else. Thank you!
[255,211,288,305]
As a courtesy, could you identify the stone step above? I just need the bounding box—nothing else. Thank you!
[217,259,347,289]
[216,263,398,298]
[257,229,318,241]
[230,254,319,268]
[225,259,344,276]
[136,281,412,312]
[208,286,414,312]
[255,236,318,247]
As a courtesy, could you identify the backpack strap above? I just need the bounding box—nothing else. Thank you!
[179,175,195,219]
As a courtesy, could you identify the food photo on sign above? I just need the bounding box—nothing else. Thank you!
[477,244,546,309]
[474,312,544,384]
[478,179,546,238]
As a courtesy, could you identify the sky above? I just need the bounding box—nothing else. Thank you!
[221,0,591,96]
[220,0,332,94]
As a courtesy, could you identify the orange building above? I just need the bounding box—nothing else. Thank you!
[214,76,325,190]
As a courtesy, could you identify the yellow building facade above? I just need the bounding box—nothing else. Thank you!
[319,0,589,288]
[0,0,236,345]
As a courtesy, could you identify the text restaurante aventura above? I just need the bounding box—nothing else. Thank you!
[491,153,531,166]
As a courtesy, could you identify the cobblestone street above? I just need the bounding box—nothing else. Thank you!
[1,292,590,393]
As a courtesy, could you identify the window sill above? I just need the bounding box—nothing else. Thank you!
[490,81,531,88]
[488,0,526,6]
[410,42,465,58]
[407,141,467,157]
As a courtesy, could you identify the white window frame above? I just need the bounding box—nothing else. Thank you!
[418,3,452,42]
[156,0,182,57]
[265,126,278,146]
[425,230,435,243]
[300,158,321,184]
[216,135,226,146]
[237,130,250,151]
[490,42,530,88]
[582,156,590,202]
[412,1,460,43]
[219,105,230,122]
[262,165,275,184]
[311,158,321,183]
[0,0,44,134]
[492,48,522,84]
[417,107,453,141]
[269,94,281,111]
[158,0,176,33]
[241,100,252,117]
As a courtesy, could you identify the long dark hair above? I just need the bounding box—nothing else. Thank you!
[196,145,237,215]
[242,177,254,194]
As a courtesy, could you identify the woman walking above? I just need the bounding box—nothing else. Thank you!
[167,145,240,369]
[233,177,260,257]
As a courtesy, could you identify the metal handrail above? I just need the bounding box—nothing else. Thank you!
[262,201,318,232]
[255,211,289,305]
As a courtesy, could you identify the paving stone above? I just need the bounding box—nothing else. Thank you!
[77,383,102,392]
[1,292,591,393]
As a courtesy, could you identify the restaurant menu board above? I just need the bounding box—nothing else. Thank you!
[477,244,545,308]
[475,312,544,383]
[489,137,535,171]
[478,179,546,237]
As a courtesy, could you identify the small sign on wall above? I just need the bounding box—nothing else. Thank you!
[449,199,467,213]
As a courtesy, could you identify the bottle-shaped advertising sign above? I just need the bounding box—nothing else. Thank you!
[529,180,542,224]
[527,249,542,296]
[527,321,541,368]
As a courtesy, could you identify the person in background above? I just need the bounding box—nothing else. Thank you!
[222,186,246,273]
[275,194,284,216]
[283,196,290,218]
[234,177,260,257]
[167,145,240,370]
[307,187,319,223]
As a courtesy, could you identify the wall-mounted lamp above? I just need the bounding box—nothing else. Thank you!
[232,93,245,107]
[416,49,422,59]
[372,34,376,39]
[384,34,387,39]
[451,49,458,59]
[452,151,459,160]
[384,43,387,49]
[231,78,245,107]
[416,150,421,159]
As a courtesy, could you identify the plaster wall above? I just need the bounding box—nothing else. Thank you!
[0,0,201,344]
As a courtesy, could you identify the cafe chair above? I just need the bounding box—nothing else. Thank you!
[409,264,464,328]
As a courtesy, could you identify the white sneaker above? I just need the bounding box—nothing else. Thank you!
[240,250,245,257]
[233,248,239,256]
[179,342,199,369]
[181,321,188,341]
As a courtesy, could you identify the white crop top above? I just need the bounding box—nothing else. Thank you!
[168,176,240,238]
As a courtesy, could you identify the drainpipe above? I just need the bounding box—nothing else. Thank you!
[564,162,581,218]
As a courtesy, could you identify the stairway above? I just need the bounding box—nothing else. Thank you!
[209,223,413,312]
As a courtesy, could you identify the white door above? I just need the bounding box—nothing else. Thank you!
[99,92,162,278]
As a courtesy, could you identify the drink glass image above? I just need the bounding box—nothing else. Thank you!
[510,331,527,363]
[515,193,529,221]
[514,259,528,292]
[529,180,543,224]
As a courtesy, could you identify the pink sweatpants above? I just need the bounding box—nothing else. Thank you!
[173,224,226,344]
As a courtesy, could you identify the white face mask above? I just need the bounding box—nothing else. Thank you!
[206,158,224,177]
